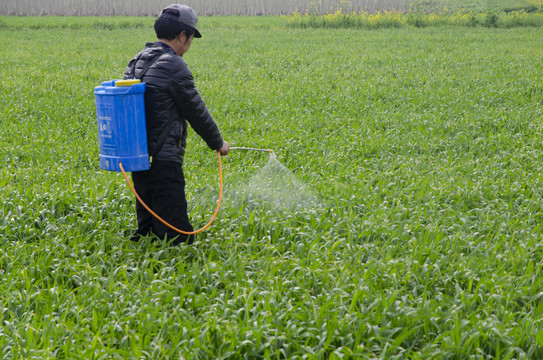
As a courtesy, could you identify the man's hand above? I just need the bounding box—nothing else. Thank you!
[218,141,230,156]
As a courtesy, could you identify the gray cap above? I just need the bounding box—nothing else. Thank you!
[159,4,201,38]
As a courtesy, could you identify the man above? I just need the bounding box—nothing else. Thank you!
[123,4,230,245]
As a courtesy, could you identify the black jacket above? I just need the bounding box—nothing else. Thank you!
[124,42,223,163]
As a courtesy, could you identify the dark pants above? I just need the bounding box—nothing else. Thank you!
[131,160,194,244]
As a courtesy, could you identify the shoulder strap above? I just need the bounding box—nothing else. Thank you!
[136,53,162,80]
[151,110,177,157]
[132,52,173,157]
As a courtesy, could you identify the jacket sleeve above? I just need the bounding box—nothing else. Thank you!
[169,57,224,151]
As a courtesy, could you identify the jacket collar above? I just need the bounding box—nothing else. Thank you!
[155,42,176,55]
[144,42,176,55]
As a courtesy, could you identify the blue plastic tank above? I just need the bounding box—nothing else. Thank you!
[94,79,149,172]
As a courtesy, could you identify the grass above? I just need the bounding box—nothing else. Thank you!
[1,15,543,359]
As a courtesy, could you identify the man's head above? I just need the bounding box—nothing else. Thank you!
[155,4,201,56]
[155,4,201,39]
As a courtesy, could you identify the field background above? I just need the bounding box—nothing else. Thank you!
[0,0,537,15]
[1,5,543,360]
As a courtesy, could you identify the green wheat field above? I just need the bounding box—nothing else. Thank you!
[1,12,543,359]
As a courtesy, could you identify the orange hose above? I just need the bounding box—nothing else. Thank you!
[119,152,223,235]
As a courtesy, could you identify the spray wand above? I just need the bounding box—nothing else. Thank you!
[119,146,275,236]
[230,147,276,158]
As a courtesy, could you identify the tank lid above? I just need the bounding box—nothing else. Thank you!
[115,79,141,87]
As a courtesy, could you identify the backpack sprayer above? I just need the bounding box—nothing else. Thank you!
[94,79,274,235]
